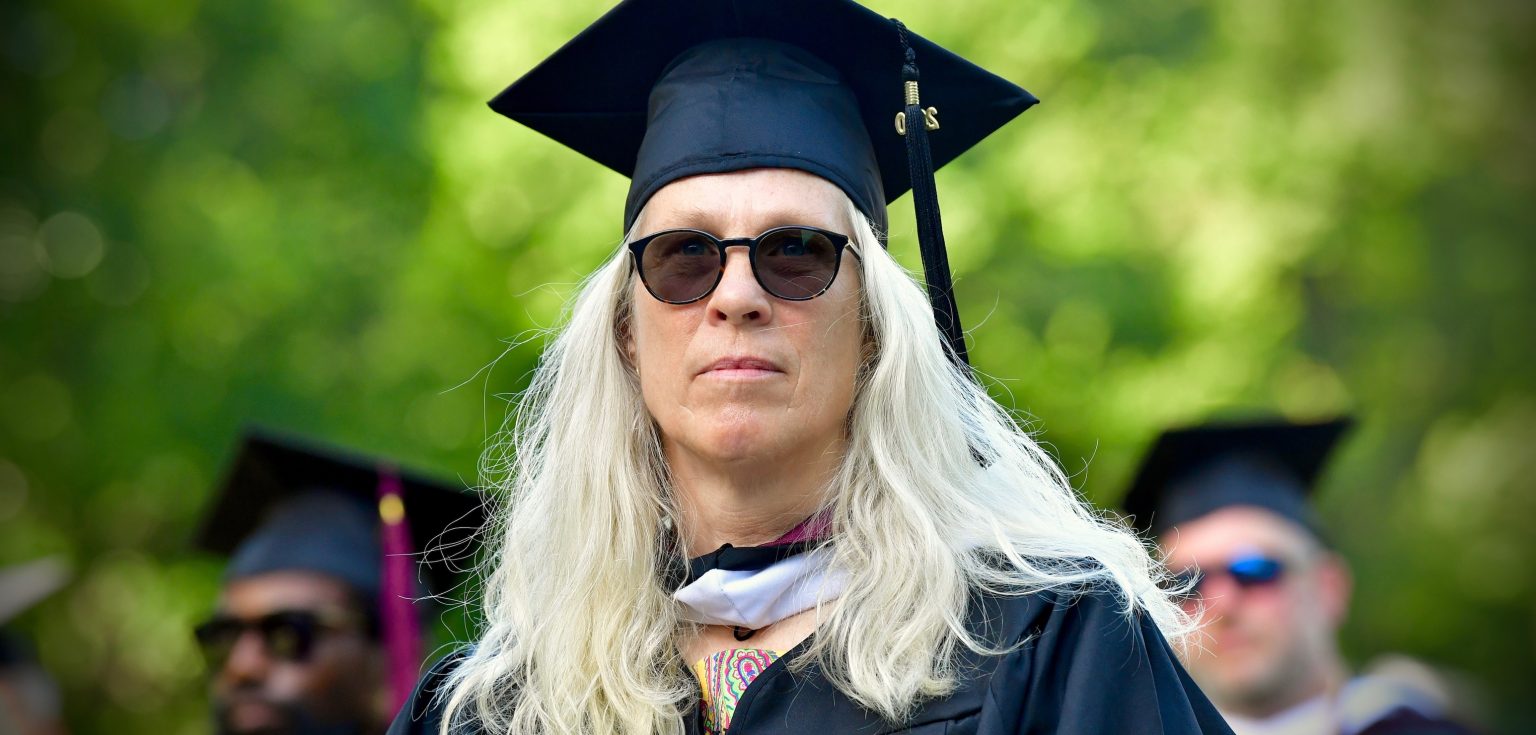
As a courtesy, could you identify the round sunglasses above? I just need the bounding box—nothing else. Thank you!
[627,226,861,304]
[1168,552,1286,601]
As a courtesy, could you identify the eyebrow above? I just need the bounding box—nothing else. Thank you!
[668,204,720,229]
[656,204,840,234]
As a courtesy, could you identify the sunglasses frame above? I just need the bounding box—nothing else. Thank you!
[627,225,860,305]
[194,608,366,668]
[1170,553,1287,600]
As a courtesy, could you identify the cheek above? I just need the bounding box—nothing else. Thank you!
[265,662,316,701]
[822,321,862,406]
[286,642,369,707]
[801,289,863,399]
[1237,589,1303,635]
[630,293,699,402]
[780,326,857,431]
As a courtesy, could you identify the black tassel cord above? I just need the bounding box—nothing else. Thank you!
[893,19,970,369]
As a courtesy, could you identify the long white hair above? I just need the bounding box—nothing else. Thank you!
[438,199,1192,733]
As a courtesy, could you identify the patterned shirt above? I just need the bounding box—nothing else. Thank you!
[692,648,783,733]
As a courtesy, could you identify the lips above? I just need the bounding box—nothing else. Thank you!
[699,356,783,375]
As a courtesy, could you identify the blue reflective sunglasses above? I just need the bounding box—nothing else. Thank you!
[1170,553,1286,599]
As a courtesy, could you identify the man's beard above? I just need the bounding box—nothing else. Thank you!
[213,698,369,735]
[1200,641,1320,717]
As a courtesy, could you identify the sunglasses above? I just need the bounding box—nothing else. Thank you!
[194,609,365,668]
[1168,552,1286,600]
[627,226,860,304]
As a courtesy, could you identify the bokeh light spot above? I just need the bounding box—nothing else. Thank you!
[0,459,30,522]
[0,207,49,302]
[101,74,173,140]
[36,211,106,279]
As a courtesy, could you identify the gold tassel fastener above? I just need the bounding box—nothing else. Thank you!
[895,81,940,135]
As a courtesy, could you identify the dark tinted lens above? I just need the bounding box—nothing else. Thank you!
[640,231,720,303]
[754,229,839,300]
[1228,555,1284,587]
[194,618,242,668]
[260,612,318,662]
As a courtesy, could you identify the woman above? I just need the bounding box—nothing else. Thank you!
[393,0,1232,733]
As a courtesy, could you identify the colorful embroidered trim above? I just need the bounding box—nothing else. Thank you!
[692,648,782,733]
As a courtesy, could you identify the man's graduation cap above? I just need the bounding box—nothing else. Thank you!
[0,557,69,670]
[194,428,487,711]
[1120,418,1354,539]
[490,0,1038,367]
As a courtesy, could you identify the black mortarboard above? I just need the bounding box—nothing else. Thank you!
[490,0,1038,366]
[0,558,68,629]
[1120,418,1354,539]
[195,428,485,597]
[0,557,69,669]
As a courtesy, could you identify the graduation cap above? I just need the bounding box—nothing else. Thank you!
[0,557,69,669]
[490,0,1038,367]
[1120,418,1354,539]
[194,427,488,711]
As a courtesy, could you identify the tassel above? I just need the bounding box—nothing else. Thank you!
[893,19,969,369]
[376,467,423,712]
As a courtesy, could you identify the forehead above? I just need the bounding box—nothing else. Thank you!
[635,168,852,236]
[218,570,359,616]
[1159,505,1315,564]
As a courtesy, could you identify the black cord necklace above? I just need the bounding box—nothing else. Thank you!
[732,625,758,642]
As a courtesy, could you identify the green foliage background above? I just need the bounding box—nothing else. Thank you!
[1,0,1531,732]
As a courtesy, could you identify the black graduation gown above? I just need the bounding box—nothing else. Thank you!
[389,587,1234,734]
[1357,709,1474,735]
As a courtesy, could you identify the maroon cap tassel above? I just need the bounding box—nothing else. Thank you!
[376,467,423,712]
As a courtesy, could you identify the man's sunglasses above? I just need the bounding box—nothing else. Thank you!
[193,610,366,668]
[627,226,860,304]
[1168,553,1286,600]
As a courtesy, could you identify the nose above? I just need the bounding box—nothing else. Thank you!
[705,248,772,326]
[1195,575,1242,623]
[219,629,273,688]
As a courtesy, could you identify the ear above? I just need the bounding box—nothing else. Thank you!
[615,288,639,372]
[623,323,638,371]
[1314,552,1352,628]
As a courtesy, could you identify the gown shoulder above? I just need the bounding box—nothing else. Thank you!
[966,584,1234,734]
[387,648,476,735]
[718,583,1233,734]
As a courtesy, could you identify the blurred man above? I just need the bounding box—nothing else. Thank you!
[1122,418,1469,735]
[0,558,70,735]
[194,429,485,735]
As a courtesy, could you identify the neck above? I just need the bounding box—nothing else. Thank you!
[668,437,844,556]
[1230,654,1350,721]
[1306,657,1350,709]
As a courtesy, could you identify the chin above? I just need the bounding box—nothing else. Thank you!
[682,413,792,461]
[698,427,777,461]
[1218,658,1281,694]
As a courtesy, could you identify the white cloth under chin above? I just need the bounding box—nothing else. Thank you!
[672,546,848,630]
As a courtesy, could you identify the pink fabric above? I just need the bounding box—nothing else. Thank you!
[376,469,422,713]
[766,508,834,546]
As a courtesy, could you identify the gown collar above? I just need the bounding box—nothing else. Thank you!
[683,510,832,581]
[671,510,843,629]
